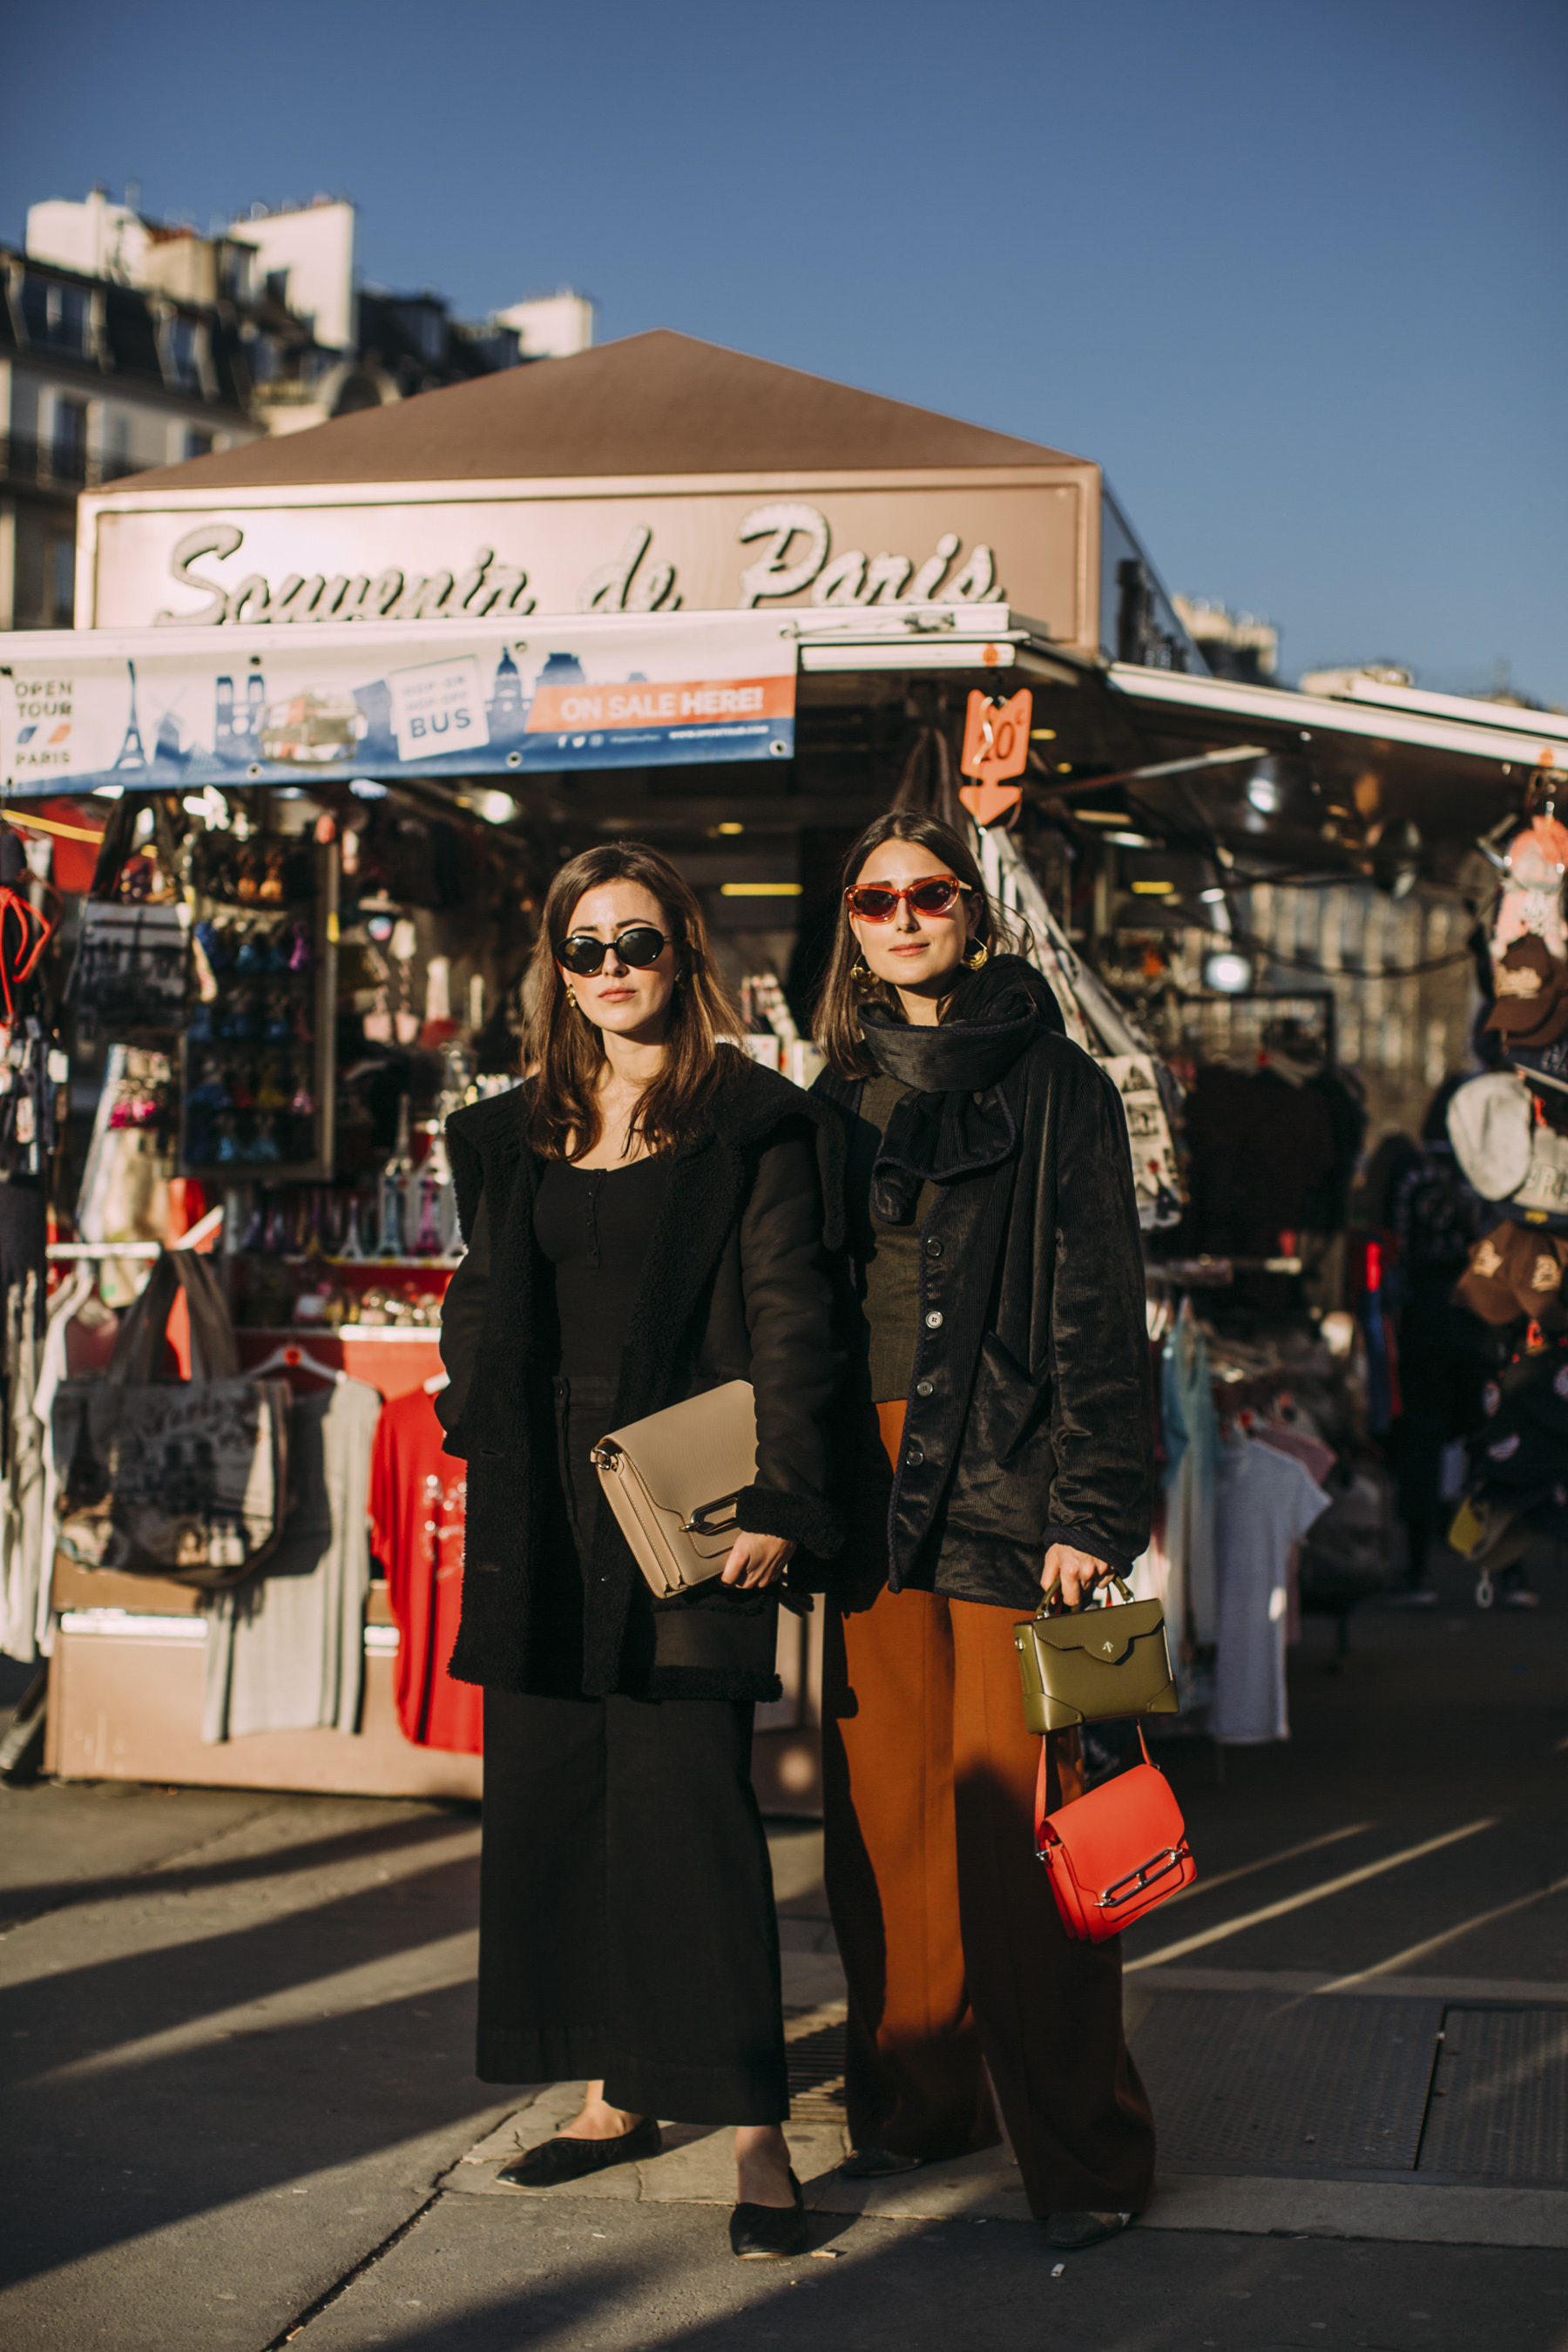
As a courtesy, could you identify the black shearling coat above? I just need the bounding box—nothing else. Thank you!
[814,957,1154,1609]
[436,1058,844,1701]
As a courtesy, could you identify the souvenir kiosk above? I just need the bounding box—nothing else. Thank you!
[2,329,1558,1806]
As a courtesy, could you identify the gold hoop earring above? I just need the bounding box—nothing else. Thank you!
[963,939,989,971]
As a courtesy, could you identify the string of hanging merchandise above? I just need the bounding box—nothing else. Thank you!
[1213,920,1484,985]
[0,882,55,1021]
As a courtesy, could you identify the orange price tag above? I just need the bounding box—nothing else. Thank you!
[958,688,1031,825]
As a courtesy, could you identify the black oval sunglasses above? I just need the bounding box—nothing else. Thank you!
[555,926,673,977]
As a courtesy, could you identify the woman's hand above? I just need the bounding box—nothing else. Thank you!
[1043,1542,1109,1610]
[720,1532,797,1590]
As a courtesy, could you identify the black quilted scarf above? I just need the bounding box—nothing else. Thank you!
[859,956,1063,1220]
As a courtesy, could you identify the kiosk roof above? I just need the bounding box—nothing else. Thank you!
[119,328,1085,493]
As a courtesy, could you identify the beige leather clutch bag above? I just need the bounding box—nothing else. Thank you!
[590,1380,759,1597]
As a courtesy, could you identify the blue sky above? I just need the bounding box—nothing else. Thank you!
[8,0,1565,700]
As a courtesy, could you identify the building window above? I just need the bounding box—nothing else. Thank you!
[163,314,202,391]
[51,399,88,486]
[185,428,215,462]
[51,539,75,627]
[19,275,91,356]
[100,410,133,483]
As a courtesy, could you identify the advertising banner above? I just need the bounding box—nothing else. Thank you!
[0,612,798,799]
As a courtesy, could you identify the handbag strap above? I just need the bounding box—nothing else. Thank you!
[103,1248,241,1388]
[1034,1720,1153,1858]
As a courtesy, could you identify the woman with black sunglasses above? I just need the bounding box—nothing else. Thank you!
[810,811,1157,2254]
[436,841,841,2259]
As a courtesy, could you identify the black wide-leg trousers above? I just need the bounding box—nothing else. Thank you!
[478,1684,789,2124]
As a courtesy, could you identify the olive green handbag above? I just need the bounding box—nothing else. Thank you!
[1013,1575,1179,1734]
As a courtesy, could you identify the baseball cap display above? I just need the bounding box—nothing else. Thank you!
[1446,1491,1535,1571]
[1480,1328,1568,1434]
[1447,1071,1568,1218]
[1456,1223,1568,1326]
[1490,816,1568,966]
[1475,1410,1565,1490]
[1507,1032,1568,1098]
[1484,937,1568,1045]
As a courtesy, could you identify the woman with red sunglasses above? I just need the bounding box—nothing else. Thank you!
[810,811,1156,2253]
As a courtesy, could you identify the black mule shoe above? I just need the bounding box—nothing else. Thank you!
[498,2117,662,2188]
[730,2167,808,2259]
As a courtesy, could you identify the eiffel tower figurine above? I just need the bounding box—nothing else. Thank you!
[112,660,150,774]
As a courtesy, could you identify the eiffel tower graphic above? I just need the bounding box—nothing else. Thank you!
[112,660,150,774]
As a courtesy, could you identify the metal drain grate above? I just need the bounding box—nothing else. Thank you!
[1418,2008,1568,2182]
[1132,1991,1443,2173]
[785,2004,848,2125]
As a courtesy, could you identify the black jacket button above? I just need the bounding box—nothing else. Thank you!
[916,1379,934,1397]
[924,1309,943,1329]
[906,1445,924,1468]
[925,1238,943,1257]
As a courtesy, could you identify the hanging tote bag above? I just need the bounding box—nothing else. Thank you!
[1034,1724,1196,1943]
[1013,1574,1179,1734]
[53,1249,291,1588]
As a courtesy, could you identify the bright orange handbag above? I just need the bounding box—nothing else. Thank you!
[1034,1725,1196,1943]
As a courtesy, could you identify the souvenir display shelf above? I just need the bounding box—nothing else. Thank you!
[179,836,339,1185]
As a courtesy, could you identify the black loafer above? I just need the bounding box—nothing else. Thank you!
[730,2168,808,2259]
[498,2117,662,2188]
[838,2146,925,2179]
[1044,2209,1134,2252]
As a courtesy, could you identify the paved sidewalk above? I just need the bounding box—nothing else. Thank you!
[2,1545,1566,2349]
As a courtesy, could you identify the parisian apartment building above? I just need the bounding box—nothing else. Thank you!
[0,186,592,629]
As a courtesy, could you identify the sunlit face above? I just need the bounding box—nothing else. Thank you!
[848,838,979,1000]
[557,879,679,1044]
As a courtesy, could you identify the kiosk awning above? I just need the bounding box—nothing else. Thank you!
[1107,661,1565,774]
[0,609,810,799]
[3,605,1555,841]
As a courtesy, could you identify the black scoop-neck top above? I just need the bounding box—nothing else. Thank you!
[533,1156,673,1381]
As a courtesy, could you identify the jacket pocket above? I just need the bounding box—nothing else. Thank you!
[971,1331,1050,1467]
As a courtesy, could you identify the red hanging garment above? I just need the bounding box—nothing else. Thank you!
[1033,1725,1194,1943]
[369,1387,483,1754]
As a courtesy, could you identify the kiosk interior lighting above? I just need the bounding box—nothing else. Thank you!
[474,790,518,826]
[1075,811,1127,824]
[715,821,745,835]
[183,786,231,828]
[1199,886,1228,903]
[1247,774,1281,814]
[720,882,802,897]
[1105,830,1155,849]
[1203,950,1254,993]
[1130,879,1177,895]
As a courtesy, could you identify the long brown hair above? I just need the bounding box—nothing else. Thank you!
[813,812,1021,1080]
[523,842,745,1160]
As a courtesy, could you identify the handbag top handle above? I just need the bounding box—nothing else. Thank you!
[1037,1571,1135,1618]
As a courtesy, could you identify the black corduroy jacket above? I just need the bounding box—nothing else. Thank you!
[814,956,1154,1609]
[436,1058,844,1701]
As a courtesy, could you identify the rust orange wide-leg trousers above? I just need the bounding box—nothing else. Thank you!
[821,1405,1156,2218]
